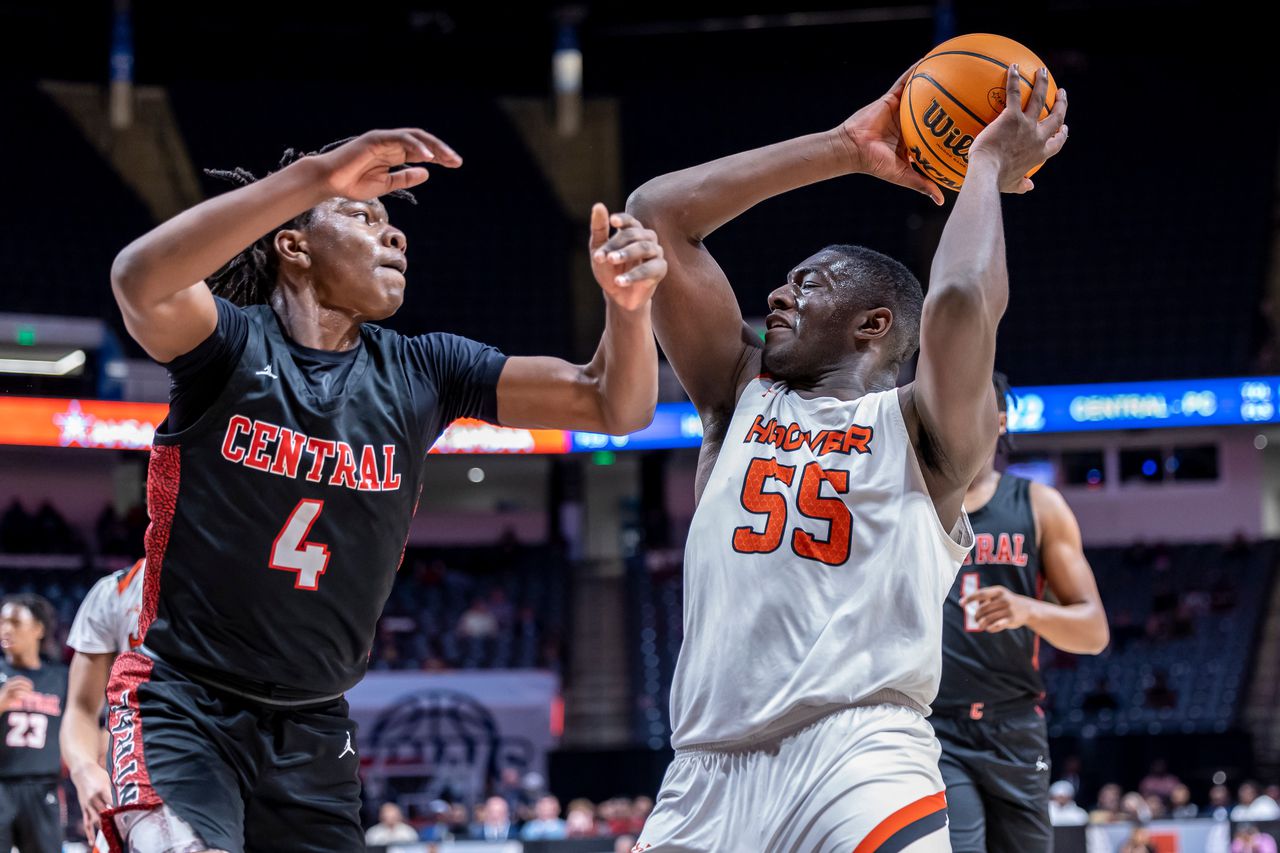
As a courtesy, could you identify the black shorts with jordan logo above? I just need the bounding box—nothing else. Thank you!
[102,650,364,853]
[933,703,1052,853]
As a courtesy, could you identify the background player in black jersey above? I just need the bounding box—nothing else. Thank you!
[0,594,67,853]
[934,372,1109,853]
[104,128,667,853]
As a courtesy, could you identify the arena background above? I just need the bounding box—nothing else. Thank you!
[0,2,1276,851]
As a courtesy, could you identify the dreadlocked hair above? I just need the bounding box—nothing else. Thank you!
[203,137,419,306]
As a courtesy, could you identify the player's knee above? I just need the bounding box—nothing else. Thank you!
[110,803,210,853]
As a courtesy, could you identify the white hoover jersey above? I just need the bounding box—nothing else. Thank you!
[670,379,974,750]
[66,559,145,655]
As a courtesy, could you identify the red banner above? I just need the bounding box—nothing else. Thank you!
[0,398,571,454]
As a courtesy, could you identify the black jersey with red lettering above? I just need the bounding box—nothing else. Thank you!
[935,474,1045,714]
[0,660,67,780]
[139,302,505,703]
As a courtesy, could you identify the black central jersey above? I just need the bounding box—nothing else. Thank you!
[935,474,1046,713]
[141,304,505,702]
[0,660,67,780]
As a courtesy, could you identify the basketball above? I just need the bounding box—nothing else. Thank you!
[900,33,1057,191]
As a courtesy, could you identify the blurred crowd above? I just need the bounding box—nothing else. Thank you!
[365,793,653,852]
[1048,761,1280,827]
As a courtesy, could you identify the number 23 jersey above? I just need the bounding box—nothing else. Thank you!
[669,378,974,750]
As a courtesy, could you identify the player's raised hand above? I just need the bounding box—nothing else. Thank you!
[961,585,1035,633]
[590,205,667,312]
[0,675,33,712]
[840,65,946,206]
[310,129,463,200]
[968,65,1068,194]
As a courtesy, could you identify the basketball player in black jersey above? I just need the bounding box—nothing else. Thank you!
[0,594,67,853]
[104,128,666,852]
[934,373,1109,852]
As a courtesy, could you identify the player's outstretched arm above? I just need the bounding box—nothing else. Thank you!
[110,129,460,363]
[495,205,663,435]
[904,65,1068,525]
[963,483,1108,654]
[626,68,943,420]
[62,651,116,840]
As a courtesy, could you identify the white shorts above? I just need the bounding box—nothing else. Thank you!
[635,704,951,853]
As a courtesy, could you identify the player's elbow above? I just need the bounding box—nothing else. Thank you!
[1086,619,1111,655]
[626,186,666,225]
[597,386,657,436]
[110,245,148,303]
[922,279,1004,329]
[626,183,693,239]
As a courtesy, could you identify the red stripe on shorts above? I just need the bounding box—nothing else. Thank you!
[139,444,180,638]
[99,651,162,853]
[853,790,948,853]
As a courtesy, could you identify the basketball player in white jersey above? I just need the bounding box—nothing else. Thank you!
[63,558,144,843]
[622,63,1067,852]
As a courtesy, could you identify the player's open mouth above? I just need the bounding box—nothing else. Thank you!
[765,312,792,331]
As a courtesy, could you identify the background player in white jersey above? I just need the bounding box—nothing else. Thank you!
[63,559,145,843]
[625,63,1067,852]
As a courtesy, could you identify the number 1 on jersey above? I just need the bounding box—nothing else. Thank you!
[961,572,982,631]
[270,499,330,590]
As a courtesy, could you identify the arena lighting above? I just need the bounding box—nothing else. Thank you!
[0,349,86,376]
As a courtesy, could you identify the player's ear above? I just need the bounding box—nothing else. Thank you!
[274,229,311,270]
[854,307,893,342]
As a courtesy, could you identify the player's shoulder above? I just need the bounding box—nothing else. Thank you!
[82,572,120,603]
[1028,478,1078,525]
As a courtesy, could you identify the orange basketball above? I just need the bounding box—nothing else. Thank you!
[899,33,1057,191]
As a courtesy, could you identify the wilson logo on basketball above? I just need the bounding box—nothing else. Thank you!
[921,100,975,162]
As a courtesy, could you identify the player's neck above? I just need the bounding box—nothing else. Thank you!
[270,288,363,352]
[4,649,39,669]
[787,361,896,401]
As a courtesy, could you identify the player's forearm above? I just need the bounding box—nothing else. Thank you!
[627,129,856,241]
[1025,598,1110,655]
[926,155,1008,322]
[61,701,105,776]
[587,300,659,435]
[111,158,332,306]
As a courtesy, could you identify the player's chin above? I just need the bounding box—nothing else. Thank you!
[363,289,405,322]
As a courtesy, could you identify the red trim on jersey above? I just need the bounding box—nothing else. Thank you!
[853,790,948,853]
[1032,570,1047,671]
[139,445,180,639]
[100,652,163,853]
[117,558,144,595]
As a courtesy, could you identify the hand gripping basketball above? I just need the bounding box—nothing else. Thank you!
[968,65,1068,194]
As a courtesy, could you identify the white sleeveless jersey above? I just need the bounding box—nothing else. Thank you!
[66,559,145,655]
[669,379,974,750]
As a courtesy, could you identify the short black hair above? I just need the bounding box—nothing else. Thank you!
[204,139,418,307]
[821,244,923,366]
[993,370,1011,413]
[1,593,55,640]
[993,370,1014,453]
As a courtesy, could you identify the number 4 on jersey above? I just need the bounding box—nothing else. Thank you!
[270,499,331,590]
